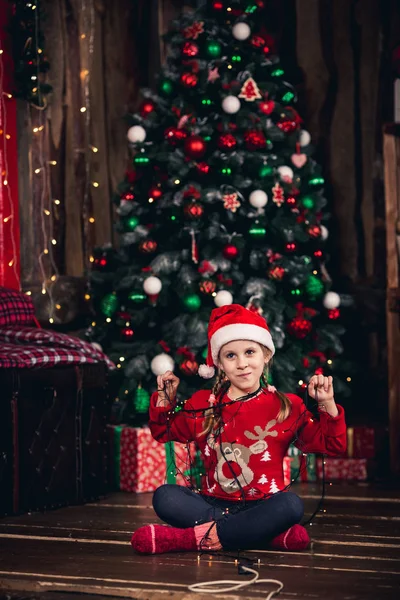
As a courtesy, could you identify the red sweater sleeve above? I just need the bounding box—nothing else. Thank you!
[149,390,209,444]
[289,394,347,456]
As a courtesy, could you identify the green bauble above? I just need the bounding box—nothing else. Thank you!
[259,164,273,178]
[305,275,324,299]
[206,40,222,58]
[134,385,150,414]
[183,293,201,312]
[160,79,173,95]
[124,216,139,231]
[129,291,146,303]
[101,292,118,317]
[202,347,208,359]
[302,196,315,209]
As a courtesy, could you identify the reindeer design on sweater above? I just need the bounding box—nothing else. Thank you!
[207,420,278,493]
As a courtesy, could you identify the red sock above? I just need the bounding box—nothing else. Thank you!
[131,522,222,555]
[270,524,310,551]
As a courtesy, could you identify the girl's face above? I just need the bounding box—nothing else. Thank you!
[218,340,269,399]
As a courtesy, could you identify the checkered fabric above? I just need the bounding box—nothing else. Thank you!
[0,326,115,369]
[0,287,35,326]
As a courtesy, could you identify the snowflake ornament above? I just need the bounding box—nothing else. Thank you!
[183,21,205,40]
[222,192,241,212]
[272,183,284,207]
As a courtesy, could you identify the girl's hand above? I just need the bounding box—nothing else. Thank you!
[156,370,180,406]
[308,374,334,404]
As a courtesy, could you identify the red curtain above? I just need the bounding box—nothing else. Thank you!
[0,2,20,290]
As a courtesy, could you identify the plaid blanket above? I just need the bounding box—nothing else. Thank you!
[0,326,115,369]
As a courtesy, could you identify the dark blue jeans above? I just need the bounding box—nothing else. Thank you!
[152,484,304,550]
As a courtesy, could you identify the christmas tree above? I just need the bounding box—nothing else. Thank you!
[87,0,350,424]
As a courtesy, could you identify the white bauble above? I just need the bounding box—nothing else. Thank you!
[222,96,241,114]
[214,290,233,307]
[232,22,251,41]
[249,190,268,208]
[299,129,311,146]
[323,291,341,310]
[143,276,162,295]
[127,125,146,143]
[277,166,294,180]
[151,353,175,376]
[320,225,329,241]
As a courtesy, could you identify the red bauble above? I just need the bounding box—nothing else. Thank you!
[268,266,285,280]
[199,280,216,294]
[148,186,162,200]
[328,308,340,320]
[184,136,207,159]
[165,126,187,146]
[196,162,210,175]
[277,108,301,134]
[140,101,155,117]
[121,327,134,339]
[181,72,198,87]
[223,244,239,259]
[139,239,158,253]
[259,100,275,115]
[285,242,297,253]
[183,42,199,57]
[180,359,199,376]
[184,201,204,219]
[286,196,296,206]
[94,257,107,268]
[218,133,237,151]
[121,191,135,201]
[244,129,266,151]
[314,250,323,258]
[287,317,312,339]
[251,35,266,48]
[308,225,321,238]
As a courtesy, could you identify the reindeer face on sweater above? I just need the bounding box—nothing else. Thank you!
[207,420,278,493]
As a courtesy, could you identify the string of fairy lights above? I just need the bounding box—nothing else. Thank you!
[2,0,99,321]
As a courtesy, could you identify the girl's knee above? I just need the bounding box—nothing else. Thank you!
[152,484,176,515]
[283,492,304,523]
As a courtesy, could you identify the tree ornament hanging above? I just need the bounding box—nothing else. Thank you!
[151,353,175,375]
[277,166,294,182]
[244,129,266,150]
[181,72,198,87]
[180,358,199,376]
[127,125,146,143]
[323,291,341,309]
[206,40,222,58]
[299,129,311,146]
[183,21,205,39]
[214,290,233,307]
[159,79,174,96]
[148,186,163,201]
[222,192,241,212]
[124,216,139,231]
[268,266,285,280]
[308,225,321,239]
[249,189,268,208]
[140,101,155,117]
[196,162,210,175]
[121,326,134,340]
[184,136,207,159]
[320,225,329,240]
[101,293,119,317]
[184,201,204,219]
[207,66,220,83]
[277,110,301,134]
[128,291,147,303]
[259,100,275,115]
[121,191,135,201]
[222,95,241,114]
[183,294,201,312]
[287,316,312,339]
[164,126,187,145]
[218,133,237,150]
[249,220,267,238]
[272,183,284,207]
[291,153,307,169]
[139,239,158,253]
[285,242,297,253]
[305,275,324,299]
[238,77,262,101]
[232,22,251,40]
[199,280,216,294]
[143,276,162,296]
[182,41,199,57]
[223,244,239,259]
[134,385,150,414]
[328,308,340,320]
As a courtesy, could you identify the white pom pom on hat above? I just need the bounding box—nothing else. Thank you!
[198,303,275,378]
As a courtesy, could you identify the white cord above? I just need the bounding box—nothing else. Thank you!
[188,565,284,599]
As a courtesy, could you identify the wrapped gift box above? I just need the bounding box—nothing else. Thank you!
[116,426,197,493]
[287,454,317,482]
[317,457,368,481]
[283,456,291,486]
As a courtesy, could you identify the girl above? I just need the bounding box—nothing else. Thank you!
[131,304,347,554]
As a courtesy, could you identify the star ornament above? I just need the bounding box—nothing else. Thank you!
[208,66,220,83]
[222,192,241,212]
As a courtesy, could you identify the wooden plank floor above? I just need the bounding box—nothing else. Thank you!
[0,483,399,600]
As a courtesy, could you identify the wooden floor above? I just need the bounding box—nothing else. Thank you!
[0,483,399,600]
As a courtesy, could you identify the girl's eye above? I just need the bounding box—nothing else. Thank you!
[226,352,235,359]
[246,349,255,355]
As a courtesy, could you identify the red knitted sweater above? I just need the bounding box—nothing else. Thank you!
[149,388,346,501]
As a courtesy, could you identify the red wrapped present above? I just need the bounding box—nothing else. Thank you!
[347,427,383,459]
[286,454,317,482]
[119,427,196,493]
[283,456,291,487]
[317,457,368,481]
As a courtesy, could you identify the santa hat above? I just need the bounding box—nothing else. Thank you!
[198,304,275,379]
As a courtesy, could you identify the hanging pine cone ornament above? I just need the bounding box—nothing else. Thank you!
[134,385,150,414]
[199,280,216,294]
[244,129,266,150]
[218,133,237,150]
[184,201,204,219]
[287,316,312,338]
[182,41,199,57]
[180,358,199,376]
[308,224,321,238]
[268,266,285,280]
[181,72,198,87]
[139,239,158,253]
